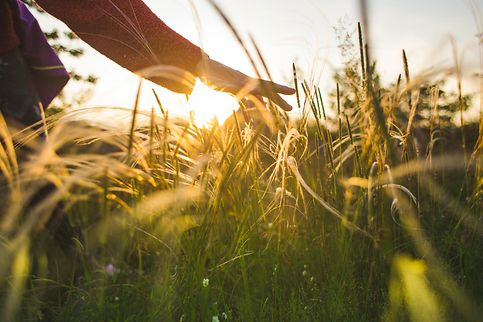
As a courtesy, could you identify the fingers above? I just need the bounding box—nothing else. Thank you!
[249,80,293,111]
[247,78,295,95]
[262,80,296,95]
[268,92,293,111]
[247,79,294,111]
[243,93,291,111]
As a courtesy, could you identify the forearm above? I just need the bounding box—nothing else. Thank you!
[35,0,204,92]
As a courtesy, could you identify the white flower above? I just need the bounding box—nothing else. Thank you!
[212,316,220,322]
[114,296,119,301]
[275,187,293,198]
[302,270,307,277]
[105,263,120,276]
[202,278,210,288]
[241,125,255,143]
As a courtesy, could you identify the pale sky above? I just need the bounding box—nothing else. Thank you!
[34,0,482,124]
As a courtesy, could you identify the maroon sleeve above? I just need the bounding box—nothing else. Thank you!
[0,0,20,54]
[35,0,204,93]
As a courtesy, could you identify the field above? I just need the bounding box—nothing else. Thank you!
[1,4,483,322]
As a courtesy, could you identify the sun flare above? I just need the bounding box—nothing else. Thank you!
[187,80,239,127]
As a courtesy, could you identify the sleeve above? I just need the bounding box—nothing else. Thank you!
[35,0,204,93]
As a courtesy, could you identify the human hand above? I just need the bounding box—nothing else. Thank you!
[196,58,295,111]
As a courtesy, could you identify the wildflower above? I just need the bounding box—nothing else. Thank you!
[302,270,307,277]
[275,187,293,198]
[212,316,220,322]
[202,278,210,288]
[241,124,255,143]
[222,312,228,319]
[37,309,43,320]
[310,276,315,283]
[105,263,120,276]
[214,151,223,162]
[114,296,119,301]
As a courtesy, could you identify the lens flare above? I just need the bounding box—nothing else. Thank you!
[187,80,239,127]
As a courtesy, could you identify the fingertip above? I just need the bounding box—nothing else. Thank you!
[277,98,293,111]
[270,93,293,111]
[276,85,296,95]
[282,104,293,111]
[264,81,295,95]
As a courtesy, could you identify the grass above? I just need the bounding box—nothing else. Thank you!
[1,8,483,322]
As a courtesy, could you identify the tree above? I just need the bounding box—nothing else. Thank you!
[330,22,473,130]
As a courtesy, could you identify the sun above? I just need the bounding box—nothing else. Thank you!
[187,79,239,127]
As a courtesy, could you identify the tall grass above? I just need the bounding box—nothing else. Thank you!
[1,2,482,321]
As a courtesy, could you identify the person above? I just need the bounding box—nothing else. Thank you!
[0,0,295,128]
[1,0,295,258]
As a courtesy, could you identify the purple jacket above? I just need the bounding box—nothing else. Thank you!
[12,0,69,108]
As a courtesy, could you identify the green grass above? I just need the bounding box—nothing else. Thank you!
[1,20,483,322]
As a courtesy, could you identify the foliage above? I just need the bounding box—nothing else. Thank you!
[331,23,472,130]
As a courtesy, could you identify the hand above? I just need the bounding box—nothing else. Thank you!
[196,58,295,111]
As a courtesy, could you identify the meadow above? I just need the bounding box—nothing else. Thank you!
[1,4,483,322]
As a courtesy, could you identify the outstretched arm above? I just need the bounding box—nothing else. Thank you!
[35,0,202,93]
[35,0,294,109]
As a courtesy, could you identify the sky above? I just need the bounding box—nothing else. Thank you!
[34,0,483,124]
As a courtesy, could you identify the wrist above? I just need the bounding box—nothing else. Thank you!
[195,53,211,78]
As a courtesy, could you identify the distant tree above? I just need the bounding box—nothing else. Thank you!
[330,22,473,129]
[409,81,472,128]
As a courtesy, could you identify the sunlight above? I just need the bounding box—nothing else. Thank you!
[187,79,239,127]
